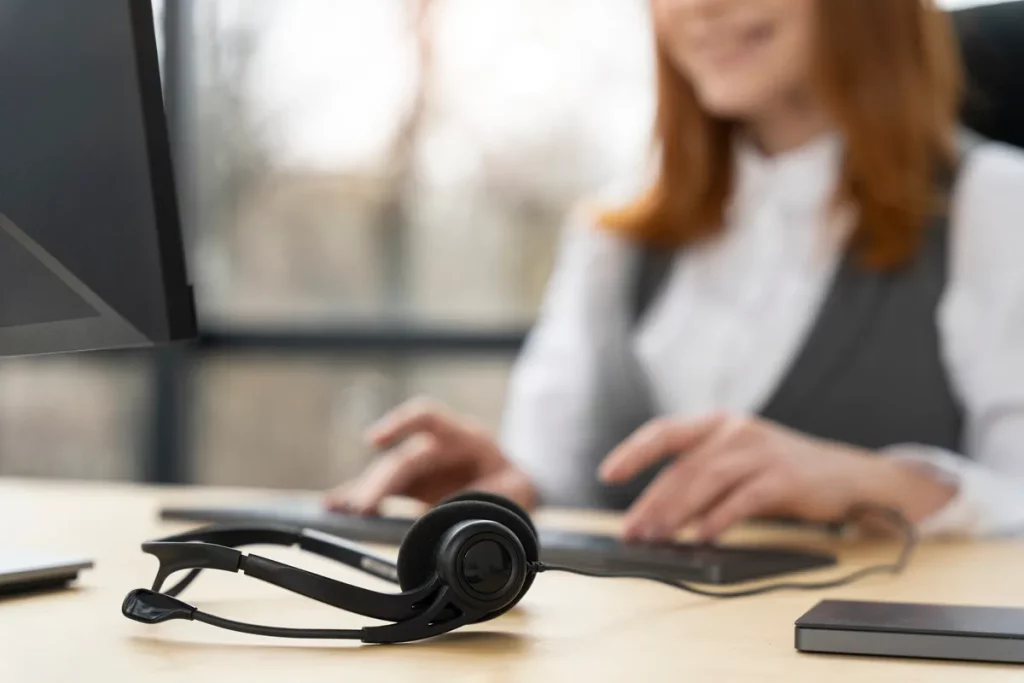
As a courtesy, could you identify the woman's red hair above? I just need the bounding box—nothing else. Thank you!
[602,0,964,271]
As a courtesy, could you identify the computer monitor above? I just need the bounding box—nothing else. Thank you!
[0,0,195,595]
[0,0,196,358]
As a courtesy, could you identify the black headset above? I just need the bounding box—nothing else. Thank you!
[123,491,916,644]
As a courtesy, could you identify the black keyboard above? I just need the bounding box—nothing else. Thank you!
[160,499,836,585]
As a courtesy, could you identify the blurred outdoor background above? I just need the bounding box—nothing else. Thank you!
[0,0,655,489]
[0,0,998,491]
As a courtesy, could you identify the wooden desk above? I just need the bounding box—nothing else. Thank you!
[1,478,1022,682]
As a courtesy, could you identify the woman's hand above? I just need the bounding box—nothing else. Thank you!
[599,413,957,542]
[325,399,538,515]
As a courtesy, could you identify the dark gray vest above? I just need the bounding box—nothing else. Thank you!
[589,136,978,511]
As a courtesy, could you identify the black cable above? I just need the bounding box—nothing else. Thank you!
[535,504,918,599]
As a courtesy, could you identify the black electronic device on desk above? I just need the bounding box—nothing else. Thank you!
[160,498,837,585]
[797,599,1024,665]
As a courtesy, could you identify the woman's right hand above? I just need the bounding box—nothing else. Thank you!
[325,399,538,515]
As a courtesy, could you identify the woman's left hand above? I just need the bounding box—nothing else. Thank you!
[599,413,957,542]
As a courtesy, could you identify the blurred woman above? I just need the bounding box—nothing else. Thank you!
[328,0,1024,541]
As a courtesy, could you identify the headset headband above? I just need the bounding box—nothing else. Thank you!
[121,523,466,643]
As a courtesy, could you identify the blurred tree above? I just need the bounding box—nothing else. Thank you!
[371,0,438,411]
[377,0,436,312]
[192,1,277,310]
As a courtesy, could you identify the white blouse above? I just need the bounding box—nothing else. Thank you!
[500,133,1024,538]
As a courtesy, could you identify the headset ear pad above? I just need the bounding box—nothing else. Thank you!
[397,501,538,618]
[438,490,538,537]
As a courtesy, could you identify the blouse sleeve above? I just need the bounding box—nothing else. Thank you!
[498,207,636,507]
[884,140,1024,537]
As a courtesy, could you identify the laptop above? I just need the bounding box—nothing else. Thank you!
[0,551,93,598]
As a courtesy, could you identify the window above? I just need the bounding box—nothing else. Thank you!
[184,0,654,327]
[165,0,655,488]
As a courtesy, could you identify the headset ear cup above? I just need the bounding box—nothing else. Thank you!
[397,501,538,618]
[439,490,537,536]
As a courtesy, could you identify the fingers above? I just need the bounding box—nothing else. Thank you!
[661,416,753,489]
[599,412,727,483]
[324,482,351,510]
[620,459,691,541]
[623,451,763,542]
[335,433,443,515]
[365,399,454,450]
[657,452,764,538]
[332,398,513,515]
[696,474,783,541]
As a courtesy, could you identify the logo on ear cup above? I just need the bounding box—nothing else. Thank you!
[461,539,514,597]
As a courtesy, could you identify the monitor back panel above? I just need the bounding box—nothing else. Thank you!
[0,0,194,356]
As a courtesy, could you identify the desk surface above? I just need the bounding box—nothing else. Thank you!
[1,478,1023,682]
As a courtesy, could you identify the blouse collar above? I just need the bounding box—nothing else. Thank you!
[733,131,844,214]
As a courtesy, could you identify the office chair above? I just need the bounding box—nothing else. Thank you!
[955,0,1024,149]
